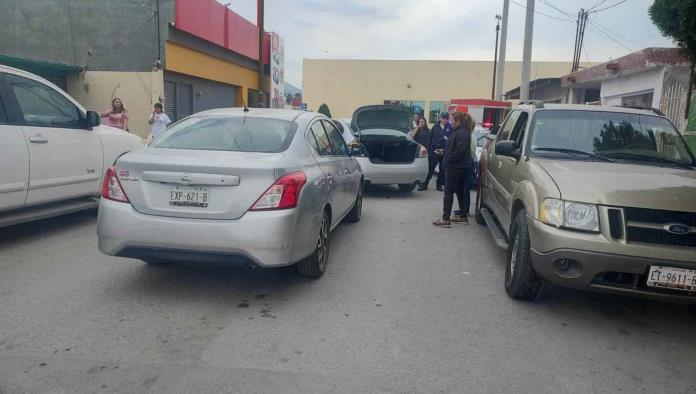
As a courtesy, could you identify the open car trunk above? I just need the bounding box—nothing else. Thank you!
[361,136,418,164]
[352,105,418,164]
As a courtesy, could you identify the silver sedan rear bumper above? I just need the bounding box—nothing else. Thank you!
[355,157,429,185]
[97,198,319,267]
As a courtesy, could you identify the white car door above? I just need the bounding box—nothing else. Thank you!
[0,90,29,212]
[2,73,102,206]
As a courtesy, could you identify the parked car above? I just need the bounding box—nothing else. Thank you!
[0,65,143,227]
[332,118,356,144]
[476,102,696,302]
[350,105,429,192]
[97,108,364,278]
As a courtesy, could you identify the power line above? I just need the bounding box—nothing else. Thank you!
[590,18,644,48]
[587,0,608,12]
[587,19,635,52]
[510,0,575,22]
[589,0,628,13]
[539,0,574,17]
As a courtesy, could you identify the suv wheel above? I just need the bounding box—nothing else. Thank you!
[474,187,486,225]
[296,211,330,278]
[505,209,545,301]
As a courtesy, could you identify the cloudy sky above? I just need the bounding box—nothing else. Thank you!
[222,0,674,88]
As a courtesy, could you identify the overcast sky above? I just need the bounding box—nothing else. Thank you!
[222,0,675,88]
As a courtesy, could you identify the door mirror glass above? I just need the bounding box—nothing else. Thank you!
[349,143,368,157]
[85,111,100,129]
[495,140,520,158]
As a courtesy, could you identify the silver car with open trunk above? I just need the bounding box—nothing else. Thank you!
[97,108,364,278]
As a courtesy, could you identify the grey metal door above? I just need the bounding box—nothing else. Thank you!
[177,83,193,119]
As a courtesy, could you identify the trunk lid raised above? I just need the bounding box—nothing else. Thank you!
[351,105,412,133]
[115,148,282,220]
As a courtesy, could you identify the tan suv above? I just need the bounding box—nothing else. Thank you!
[475,102,696,302]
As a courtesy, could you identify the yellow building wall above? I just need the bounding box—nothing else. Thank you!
[67,70,163,138]
[165,42,260,106]
[302,59,582,118]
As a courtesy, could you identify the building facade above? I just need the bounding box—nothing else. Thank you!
[561,48,692,130]
[302,59,578,120]
[0,0,276,137]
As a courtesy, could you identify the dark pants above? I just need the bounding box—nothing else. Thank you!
[423,154,445,189]
[442,167,470,220]
[459,166,475,216]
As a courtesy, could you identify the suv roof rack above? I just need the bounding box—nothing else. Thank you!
[518,100,544,108]
[616,105,665,116]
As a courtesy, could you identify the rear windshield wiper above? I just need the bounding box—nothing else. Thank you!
[600,152,694,169]
[533,147,614,162]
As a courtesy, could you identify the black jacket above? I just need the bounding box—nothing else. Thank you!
[412,127,430,148]
[429,123,447,153]
[445,126,473,169]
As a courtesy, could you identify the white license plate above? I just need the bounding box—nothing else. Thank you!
[169,186,209,208]
[646,265,696,292]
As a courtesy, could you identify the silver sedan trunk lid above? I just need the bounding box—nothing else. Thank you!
[116,148,281,220]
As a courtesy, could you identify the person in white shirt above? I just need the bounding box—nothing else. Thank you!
[148,103,172,139]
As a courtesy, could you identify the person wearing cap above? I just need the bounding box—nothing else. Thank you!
[419,112,451,191]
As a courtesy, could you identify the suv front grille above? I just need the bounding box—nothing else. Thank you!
[623,207,696,248]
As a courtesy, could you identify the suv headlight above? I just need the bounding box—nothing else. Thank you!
[540,198,599,232]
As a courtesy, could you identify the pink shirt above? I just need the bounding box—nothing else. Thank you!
[102,110,128,130]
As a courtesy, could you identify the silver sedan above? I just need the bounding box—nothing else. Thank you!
[97,108,364,278]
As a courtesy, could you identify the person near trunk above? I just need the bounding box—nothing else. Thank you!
[433,111,475,227]
[420,112,450,191]
[410,116,430,148]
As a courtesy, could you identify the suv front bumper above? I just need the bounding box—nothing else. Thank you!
[527,217,696,302]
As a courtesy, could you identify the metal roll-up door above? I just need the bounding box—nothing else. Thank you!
[164,81,177,121]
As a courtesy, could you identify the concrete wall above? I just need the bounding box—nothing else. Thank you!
[67,70,164,138]
[601,67,665,107]
[302,59,578,118]
[0,0,166,71]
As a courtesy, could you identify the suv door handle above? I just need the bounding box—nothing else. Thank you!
[28,135,49,144]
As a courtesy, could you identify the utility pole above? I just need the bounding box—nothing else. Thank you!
[257,0,265,107]
[495,0,509,101]
[491,15,502,100]
[520,0,535,100]
[571,9,589,72]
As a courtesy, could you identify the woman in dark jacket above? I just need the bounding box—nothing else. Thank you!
[433,111,474,227]
[411,116,430,148]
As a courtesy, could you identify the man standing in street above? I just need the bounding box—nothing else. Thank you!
[420,112,450,191]
[148,103,172,139]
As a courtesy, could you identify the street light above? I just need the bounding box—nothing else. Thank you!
[491,14,502,100]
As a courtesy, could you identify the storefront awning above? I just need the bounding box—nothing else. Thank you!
[0,54,82,74]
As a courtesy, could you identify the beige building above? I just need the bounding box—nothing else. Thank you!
[303,59,580,120]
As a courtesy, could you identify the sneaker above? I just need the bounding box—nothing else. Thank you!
[451,215,469,224]
[432,219,451,228]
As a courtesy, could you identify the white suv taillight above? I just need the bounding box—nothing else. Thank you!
[419,145,429,158]
[250,172,307,211]
[101,167,129,203]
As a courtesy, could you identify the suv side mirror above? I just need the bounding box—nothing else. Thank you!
[495,140,521,158]
[349,143,368,157]
[85,111,100,129]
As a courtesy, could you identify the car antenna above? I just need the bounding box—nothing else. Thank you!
[241,95,249,112]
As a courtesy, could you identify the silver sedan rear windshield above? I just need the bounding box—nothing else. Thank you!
[151,116,297,153]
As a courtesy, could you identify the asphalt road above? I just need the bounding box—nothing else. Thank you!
[0,186,694,394]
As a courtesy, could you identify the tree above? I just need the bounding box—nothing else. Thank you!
[650,0,696,123]
[318,103,332,118]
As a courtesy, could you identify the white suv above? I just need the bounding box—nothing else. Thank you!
[0,65,143,227]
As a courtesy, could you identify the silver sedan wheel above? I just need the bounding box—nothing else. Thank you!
[317,217,329,271]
